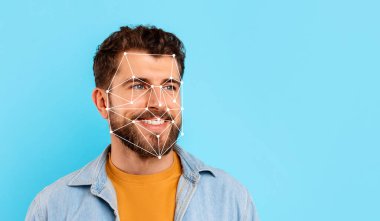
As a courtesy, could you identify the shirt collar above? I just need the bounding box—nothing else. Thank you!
[68,144,216,188]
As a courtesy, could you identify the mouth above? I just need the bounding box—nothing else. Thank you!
[140,118,165,125]
[136,117,171,134]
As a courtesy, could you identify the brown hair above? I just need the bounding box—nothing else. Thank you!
[93,25,186,89]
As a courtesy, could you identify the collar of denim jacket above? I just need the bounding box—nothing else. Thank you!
[67,144,216,188]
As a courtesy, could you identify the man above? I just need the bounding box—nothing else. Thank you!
[26,25,259,221]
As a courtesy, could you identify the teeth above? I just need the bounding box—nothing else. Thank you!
[141,119,165,125]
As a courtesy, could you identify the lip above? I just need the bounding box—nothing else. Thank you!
[136,118,171,134]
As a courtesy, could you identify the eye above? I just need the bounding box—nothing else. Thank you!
[131,84,146,90]
[162,85,176,91]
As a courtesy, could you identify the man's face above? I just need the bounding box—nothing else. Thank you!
[106,50,183,159]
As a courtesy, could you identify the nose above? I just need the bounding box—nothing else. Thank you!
[147,85,164,109]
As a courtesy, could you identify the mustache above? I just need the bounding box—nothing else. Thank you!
[132,109,174,121]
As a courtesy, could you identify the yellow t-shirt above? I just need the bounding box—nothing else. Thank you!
[106,151,182,221]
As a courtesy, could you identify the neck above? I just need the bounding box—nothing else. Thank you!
[109,135,174,175]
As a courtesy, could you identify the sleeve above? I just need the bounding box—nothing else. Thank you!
[243,189,260,221]
[25,194,45,221]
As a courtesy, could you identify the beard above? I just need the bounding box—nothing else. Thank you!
[109,109,182,159]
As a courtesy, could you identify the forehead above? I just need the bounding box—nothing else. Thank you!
[114,50,181,83]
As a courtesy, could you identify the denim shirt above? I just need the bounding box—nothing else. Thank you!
[26,145,259,221]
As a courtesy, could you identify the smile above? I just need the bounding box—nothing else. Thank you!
[135,117,172,134]
[141,118,165,125]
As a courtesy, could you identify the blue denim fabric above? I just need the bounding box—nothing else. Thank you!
[26,145,259,221]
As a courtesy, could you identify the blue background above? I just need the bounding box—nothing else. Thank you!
[1,0,379,220]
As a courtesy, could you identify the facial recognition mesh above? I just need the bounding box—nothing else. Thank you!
[106,52,184,159]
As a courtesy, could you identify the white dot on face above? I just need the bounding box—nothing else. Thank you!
[151,85,154,88]
[169,76,173,79]
[132,75,136,79]
[110,131,113,134]
[156,135,160,138]
[172,54,175,57]
[106,108,110,111]
[130,101,134,104]
[158,155,162,159]
[124,52,127,55]
[159,103,162,107]
[166,108,170,111]
[106,90,109,93]
[171,120,175,124]
[173,99,176,103]
[132,120,136,124]
[145,107,148,110]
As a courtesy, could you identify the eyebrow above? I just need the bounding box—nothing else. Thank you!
[161,78,181,86]
[122,77,181,86]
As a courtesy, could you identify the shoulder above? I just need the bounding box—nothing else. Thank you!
[25,154,102,221]
[178,147,251,199]
[176,146,250,194]
[182,152,259,220]
[200,164,251,200]
[25,169,84,220]
[31,149,106,203]
[31,168,86,206]
[208,166,247,188]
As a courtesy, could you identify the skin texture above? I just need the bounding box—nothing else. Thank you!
[92,49,182,175]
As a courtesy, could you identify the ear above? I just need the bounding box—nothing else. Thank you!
[92,88,109,119]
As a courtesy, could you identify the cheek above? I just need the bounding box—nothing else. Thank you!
[168,108,182,121]
[165,93,182,106]
[176,96,182,105]
[107,93,125,107]
[108,90,148,107]
[130,97,148,107]
[122,102,147,118]
[109,99,146,119]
